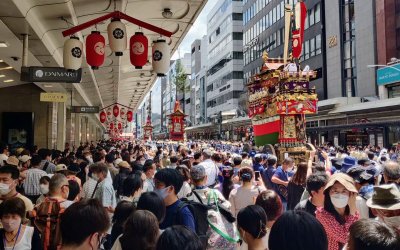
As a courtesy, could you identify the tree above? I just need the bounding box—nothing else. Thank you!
[173,59,190,111]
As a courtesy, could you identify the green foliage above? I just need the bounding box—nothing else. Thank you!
[174,59,190,94]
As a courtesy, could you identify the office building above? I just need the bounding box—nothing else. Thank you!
[206,0,244,117]
[190,36,208,125]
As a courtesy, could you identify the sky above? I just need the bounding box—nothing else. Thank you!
[171,0,218,60]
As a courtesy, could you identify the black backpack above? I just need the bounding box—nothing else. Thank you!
[174,199,209,249]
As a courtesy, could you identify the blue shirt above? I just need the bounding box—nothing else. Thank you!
[253,163,264,173]
[159,199,196,232]
[274,166,289,182]
[262,165,277,190]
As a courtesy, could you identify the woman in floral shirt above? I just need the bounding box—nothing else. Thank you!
[316,173,359,250]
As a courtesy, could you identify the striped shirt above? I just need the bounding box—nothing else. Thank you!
[24,168,47,196]
[94,180,116,208]
[82,177,98,199]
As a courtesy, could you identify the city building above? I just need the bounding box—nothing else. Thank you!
[190,36,208,126]
[205,0,244,117]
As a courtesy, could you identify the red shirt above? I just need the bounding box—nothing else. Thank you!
[316,207,359,250]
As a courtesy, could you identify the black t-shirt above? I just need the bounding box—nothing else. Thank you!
[294,199,317,216]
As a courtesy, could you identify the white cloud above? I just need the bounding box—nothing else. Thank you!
[172,0,218,60]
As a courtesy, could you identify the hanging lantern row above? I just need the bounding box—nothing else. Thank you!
[63,27,169,76]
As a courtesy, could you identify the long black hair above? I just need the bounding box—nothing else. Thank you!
[323,186,349,225]
[221,167,235,200]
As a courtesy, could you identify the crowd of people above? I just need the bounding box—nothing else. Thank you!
[0,140,399,250]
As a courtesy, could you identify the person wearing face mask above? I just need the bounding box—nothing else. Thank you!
[60,199,110,250]
[237,205,267,250]
[0,165,34,216]
[21,155,47,204]
[366,183,400,234]
[155,169,195,232]
[35,176,51,205]
[0,197,42,250]
[316,173,359,250]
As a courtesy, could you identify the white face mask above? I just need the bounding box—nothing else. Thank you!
[0,183,11,196]
[40,184,49,195]
[330,193,349,208]
[383,215,400,230]
[2,217,21,232]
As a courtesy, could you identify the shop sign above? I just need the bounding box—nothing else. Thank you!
[21,66,81,83]
[40,93,67,103]
[71,106,99,113]
[377,63,400,86]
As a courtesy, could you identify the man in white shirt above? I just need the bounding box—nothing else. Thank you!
[143,160,156,192]
[0,143,9,167]
[197,149,219,187]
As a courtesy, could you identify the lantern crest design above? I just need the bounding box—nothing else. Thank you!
[63,36,83,71]
[130,32,148,69]
[107,18,127,56]
[86,31,105,70]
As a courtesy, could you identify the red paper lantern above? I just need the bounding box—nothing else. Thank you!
[127,110,133,122]
[99,111,106,123]
[110,123,114,130]
[130,32,148,69]
[86,31,105,70]
[113,105,119,117]
[118,122,122,130]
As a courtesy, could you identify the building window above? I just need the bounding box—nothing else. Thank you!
[316,34,321,55]
[341,0,356,97]
[232,13,243,21]
[315,3,321,24]
[233,32,243,40]
[310,37,315,57]
[304,40,309,60]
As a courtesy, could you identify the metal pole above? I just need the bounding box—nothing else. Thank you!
[22,34,28,67]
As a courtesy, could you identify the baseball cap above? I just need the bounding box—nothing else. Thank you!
[18,155,31,163]
[191,165,206,181]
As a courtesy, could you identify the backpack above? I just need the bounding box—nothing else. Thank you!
[176,190,240,250]
[34,198,65,250]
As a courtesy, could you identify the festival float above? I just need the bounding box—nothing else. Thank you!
[143,115,153,141]
[247,0,317,163]
[167,101,187,141]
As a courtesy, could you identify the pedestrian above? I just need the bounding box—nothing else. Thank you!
[113,161,132,198]
[110,201,136,247]
[287,162,309,210]
[0,165,34,215]
[176,165,192,199]
[143,160,156,192]
[215,166,240,200]
[366,183,400,234]
[316,173,359,250]
[237,205,268,250]
[271,157,293,209]
[60,199,110,250]
[0,197,42,250]
[262,155,277,190]
[136,191,166,227]
[269,210,328,250]
[197,149,219,187]
[22,155,47,204]
[346,219,400,250]
[38,148,56,174]
[255,190,283,246]
[156,225,203,250]
[229,167,264,217]
[120,174,143,205]
[35,175,51,205]
[154,169,195,232]
[188,165,231,210]
[294,173,328,216]
[112,210,159,250]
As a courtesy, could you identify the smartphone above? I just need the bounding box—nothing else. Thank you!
[255,171,260,181]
